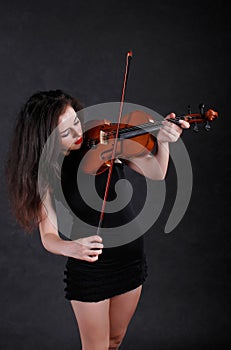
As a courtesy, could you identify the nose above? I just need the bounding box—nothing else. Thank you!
[73,124,82,138]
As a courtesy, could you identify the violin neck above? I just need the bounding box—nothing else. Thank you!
[119,121,162,139]
[119,116,188,139]
[119,114,207,140]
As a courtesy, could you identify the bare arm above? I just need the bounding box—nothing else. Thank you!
[39,190,103,262]
[126,113,190,180]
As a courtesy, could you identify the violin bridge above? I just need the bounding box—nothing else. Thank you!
[100,130,108,144]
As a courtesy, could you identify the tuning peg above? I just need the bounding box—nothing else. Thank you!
[204,121,211,131]
[199,103,205,115]
[187,104,199,132]
[199,103,211,131]
[193,122,199,132]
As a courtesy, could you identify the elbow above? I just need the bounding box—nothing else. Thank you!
[157,167,167,180]
[159,170,167,180]
[149,171,166,181]
[40,232,55,253]
[154,175,166,181]
[40,234,50,252]
[157,174,166,181]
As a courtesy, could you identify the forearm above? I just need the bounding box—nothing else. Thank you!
[41,232,104,262]
[154,140,169,179]
[41,233,69,256]
[125,113,189,180]
[139,141,169,180]
[125,141,169,180]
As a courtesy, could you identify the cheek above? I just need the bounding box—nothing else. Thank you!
[60,137,72,149]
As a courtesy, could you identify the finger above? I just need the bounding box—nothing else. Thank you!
[160,127,181,142]
[90,243,104,249]
[88,250,102,256]
[85,247,103,255]
[162,122,181,136]
[89,235,103,243]
[165,112,176,120]
[163,118,181,128]
[179,120,190,128]
[86,255,99,262]
[80,235,103,247]
[165,118,190,130]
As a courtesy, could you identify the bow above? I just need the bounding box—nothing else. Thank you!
[96,51,133,235]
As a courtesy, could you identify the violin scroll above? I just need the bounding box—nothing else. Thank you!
[174,104,219,132]
[204,109,218,122]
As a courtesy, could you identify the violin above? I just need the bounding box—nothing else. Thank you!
[80,104,218,175]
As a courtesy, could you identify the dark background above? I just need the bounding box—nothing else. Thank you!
[0,0,230,349]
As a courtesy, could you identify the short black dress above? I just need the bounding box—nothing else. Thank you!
[54,149,148,302]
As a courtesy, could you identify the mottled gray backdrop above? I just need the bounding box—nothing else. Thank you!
[0,0,229,349]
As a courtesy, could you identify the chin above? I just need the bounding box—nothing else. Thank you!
[72,143,82,150]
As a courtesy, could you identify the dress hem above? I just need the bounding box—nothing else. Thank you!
[64,277,147,303]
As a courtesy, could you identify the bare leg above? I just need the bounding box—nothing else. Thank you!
[109,285,143,349]
[70,299,110,350]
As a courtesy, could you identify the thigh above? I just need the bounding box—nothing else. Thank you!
[71,299,110,349]
[109,285,143,337]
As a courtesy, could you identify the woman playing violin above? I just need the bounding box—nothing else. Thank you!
[6,89,189,350]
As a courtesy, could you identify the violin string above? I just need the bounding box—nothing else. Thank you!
[87,120,163,144]
[103,121,158,136]
[120,121,163,134]
[105,120,163,138]
[87,114,206,145]
[87,120,162,144]
[114,115,206,138]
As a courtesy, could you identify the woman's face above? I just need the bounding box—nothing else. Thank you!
[58,105,83,154]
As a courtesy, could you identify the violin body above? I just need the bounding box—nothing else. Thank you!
[81,111,156,175]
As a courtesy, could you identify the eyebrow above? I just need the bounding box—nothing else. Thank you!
[60,114,79,134]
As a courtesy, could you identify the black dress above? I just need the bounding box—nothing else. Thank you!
[54,150,148,302]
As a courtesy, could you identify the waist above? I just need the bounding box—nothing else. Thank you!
[66,236,145,267]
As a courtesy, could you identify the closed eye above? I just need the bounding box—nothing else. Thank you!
[61,129,70,138]
[60,114,80,137]
[74,119,80,125]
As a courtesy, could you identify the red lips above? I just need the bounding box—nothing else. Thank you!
[75,137,83,145]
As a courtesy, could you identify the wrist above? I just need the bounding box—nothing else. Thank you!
[42,233,70,257]
[156,139,169,151]
[156,135,168,144]
[59,240,72,257]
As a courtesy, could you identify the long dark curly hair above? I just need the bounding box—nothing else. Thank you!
[5,89,83,233]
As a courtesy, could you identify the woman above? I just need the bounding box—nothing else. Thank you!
[6,89,189,350]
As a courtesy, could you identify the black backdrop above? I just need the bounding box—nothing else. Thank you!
[0,1,229,349]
